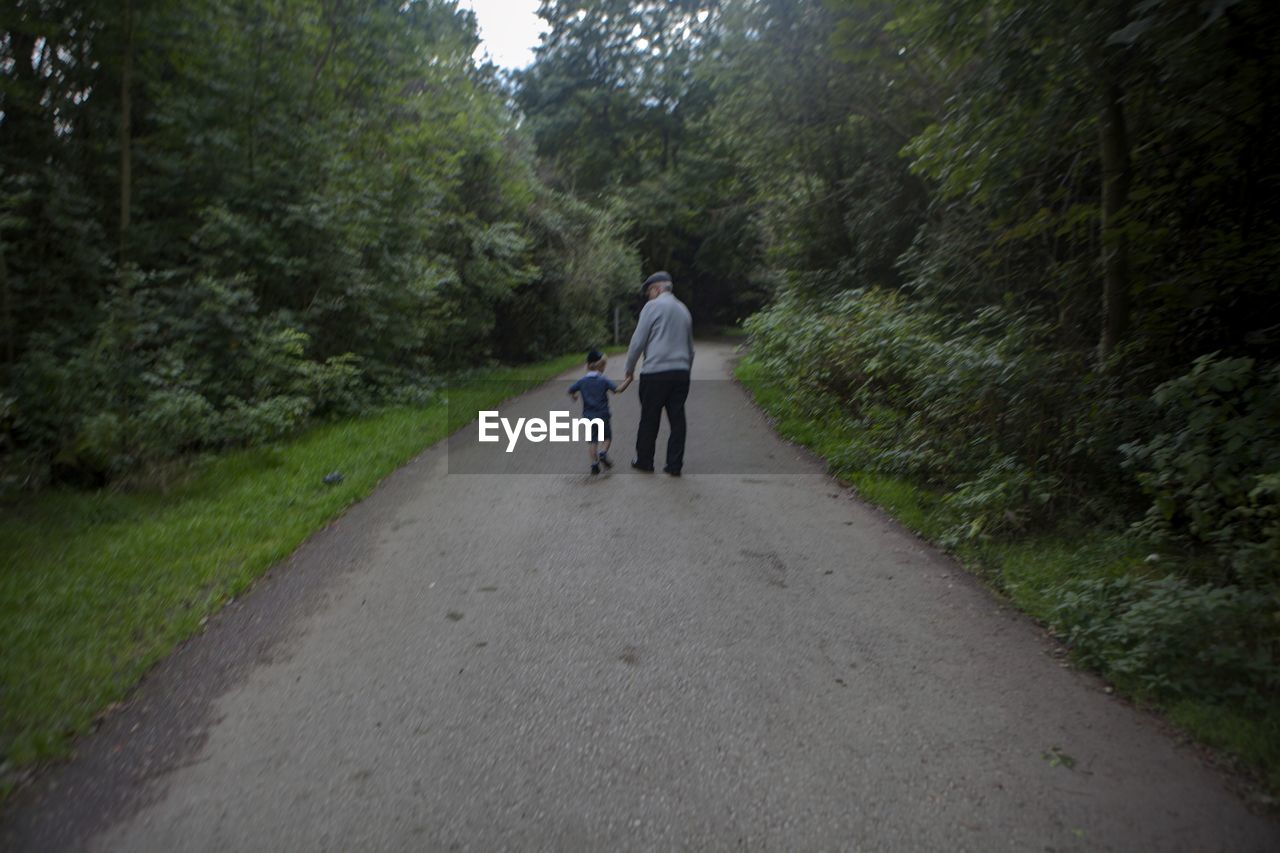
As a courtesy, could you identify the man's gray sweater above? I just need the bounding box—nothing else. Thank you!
[624,292,695,375]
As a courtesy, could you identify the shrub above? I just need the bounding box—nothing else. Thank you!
[218,395,313,447]
[2,290,361,481]
[1122,354,1280,588]
[943,456,1061,545]
[745,289,1082,530]
[1052,575,1280,709]
[134,389,218,458]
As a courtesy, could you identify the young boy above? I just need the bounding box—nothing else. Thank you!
[568,349,632,475]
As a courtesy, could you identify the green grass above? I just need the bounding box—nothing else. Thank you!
[968,532,1149,623]
[736,353,1280,796]
[1168,701,1280,791]
[0,350,594,790]
[735,357,950,541]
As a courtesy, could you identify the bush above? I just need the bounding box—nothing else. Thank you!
[943,456,1061,545]
[745,289,1084,531]
[1122,354,1280,588]
[134,390,218,459]
[218,395,313,447]
[1052,575,1280,709]
[2,280,369,480]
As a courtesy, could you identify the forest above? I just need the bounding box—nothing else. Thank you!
[2,0,1278,783]
[0,0,640,489]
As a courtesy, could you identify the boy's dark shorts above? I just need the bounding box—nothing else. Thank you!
[585,415,611,443]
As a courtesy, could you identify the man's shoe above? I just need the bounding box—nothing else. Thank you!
[663,466,681,477]
[631,460,654,472]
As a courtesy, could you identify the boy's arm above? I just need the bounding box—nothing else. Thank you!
[567,379,581,400]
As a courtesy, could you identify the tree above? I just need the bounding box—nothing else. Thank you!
[0,0,638,486]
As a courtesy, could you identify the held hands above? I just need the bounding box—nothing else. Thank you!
[616,375,634,394]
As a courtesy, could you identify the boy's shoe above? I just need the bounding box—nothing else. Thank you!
[631,460,654,472]
[598,452,613,469]
[591,463,601,475]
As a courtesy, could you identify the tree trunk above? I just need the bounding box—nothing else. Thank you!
[119,0,134,265]
[1098,78,1131,363]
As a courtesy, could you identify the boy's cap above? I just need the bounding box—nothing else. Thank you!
[586,349,604,364]
[642,271,672,291]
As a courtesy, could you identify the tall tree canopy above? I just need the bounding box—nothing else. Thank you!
[0,0,639,486]
[515,0,1279,587]
[515,0,762,320]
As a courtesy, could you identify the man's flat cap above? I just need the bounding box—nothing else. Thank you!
[643,271,673,290]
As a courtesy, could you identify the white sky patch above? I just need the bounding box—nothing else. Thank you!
[464,0,545,70]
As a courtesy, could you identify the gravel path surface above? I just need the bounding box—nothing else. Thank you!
[5,341,1276,851]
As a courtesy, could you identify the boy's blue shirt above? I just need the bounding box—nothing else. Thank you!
[568,371,617,418]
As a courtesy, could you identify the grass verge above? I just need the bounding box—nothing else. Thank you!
[735,354,1280,797]
[0,349,600,796]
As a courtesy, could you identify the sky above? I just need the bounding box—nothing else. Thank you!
[463,0,546,70]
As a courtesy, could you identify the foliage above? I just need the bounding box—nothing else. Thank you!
[1122,355,1280,587]
[0,0,634,488]
[745,289,1088,540]
[515,0,761,322]
[516,0,718,195]
[1052,576,1280,709]
[495,189,640,360]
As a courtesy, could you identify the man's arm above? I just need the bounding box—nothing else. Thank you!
[624,303,655,377]
[687,315,695,369]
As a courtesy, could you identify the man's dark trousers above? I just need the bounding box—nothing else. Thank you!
[636,369,691,472]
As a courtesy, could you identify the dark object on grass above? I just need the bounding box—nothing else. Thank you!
[323,471,344,486]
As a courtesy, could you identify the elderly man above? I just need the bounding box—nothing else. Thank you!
[624,271,695,476]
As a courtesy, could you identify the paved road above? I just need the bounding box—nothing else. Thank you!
[5,342,1277,851]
